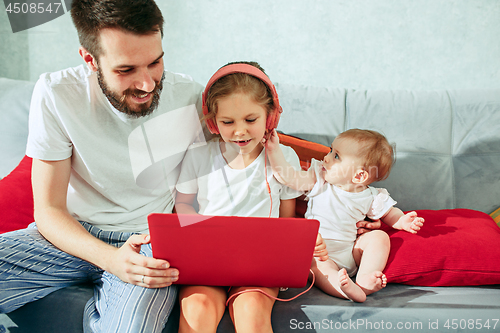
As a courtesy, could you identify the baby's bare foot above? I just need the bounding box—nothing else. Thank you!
[338,268,366,302]
[356,271,387,295]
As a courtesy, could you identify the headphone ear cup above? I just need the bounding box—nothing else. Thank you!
[266,110,275,131]
[266,84,282,131]
[202,94,219,135]
[266,106,282,131]
[206,118,219,135]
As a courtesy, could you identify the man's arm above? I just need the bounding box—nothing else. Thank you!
[32,158,179,288]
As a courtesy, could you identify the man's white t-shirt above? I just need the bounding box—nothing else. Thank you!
[26,65,206,233]
[176,140,302,217]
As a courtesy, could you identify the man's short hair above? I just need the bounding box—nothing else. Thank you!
[71,0,164,60]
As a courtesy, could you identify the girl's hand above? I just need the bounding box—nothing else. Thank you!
[262,129,280,152]
[314,233,329,261]
[399,211,425,234]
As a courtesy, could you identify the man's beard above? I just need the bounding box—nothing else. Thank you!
[97,69,164,118]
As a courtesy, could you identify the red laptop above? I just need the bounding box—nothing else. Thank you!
[148,213,319,288]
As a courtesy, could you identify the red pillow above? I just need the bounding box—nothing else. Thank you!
[382,209,500,286]
[0,155,34,233]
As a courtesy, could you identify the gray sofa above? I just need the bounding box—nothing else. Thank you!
[1,77,499,333]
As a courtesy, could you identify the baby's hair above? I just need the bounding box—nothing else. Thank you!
[336,129,395,182]
[203,61,274,126]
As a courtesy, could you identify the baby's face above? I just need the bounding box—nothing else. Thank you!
[321,137,365,190]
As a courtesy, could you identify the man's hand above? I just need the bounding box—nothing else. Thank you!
[356,219,382,236]
[314,233,329,261]
[107,234,179,288]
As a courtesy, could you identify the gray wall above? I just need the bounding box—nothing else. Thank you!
[1,0,499,89]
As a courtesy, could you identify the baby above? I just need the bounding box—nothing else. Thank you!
[265,128,424,302]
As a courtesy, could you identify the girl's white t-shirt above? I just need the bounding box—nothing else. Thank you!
[176,140,302,217]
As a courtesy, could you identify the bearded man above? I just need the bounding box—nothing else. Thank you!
[0,1,205,332]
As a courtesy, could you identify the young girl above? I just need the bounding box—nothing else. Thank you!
[265,128,425,303]
[174,61,309,333]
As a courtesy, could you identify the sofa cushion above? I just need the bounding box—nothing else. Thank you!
[382,209,500,286]
[275,83,346,147]
[0,78,35,179]
[6,284,180,333]
[0,155,34,233]
[275,85,500,215]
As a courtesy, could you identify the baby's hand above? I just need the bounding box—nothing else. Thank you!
[314,233,329,261]
[262,129,280,152]
[399,211,425,234]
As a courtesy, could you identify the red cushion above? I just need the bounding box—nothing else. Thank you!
[0,155,34,233]
[382,209,500,286]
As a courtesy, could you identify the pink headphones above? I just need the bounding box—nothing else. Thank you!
[202,63,282,135]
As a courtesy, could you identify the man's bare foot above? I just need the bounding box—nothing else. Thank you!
[356,271,387,296]
[338,268,366,302]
